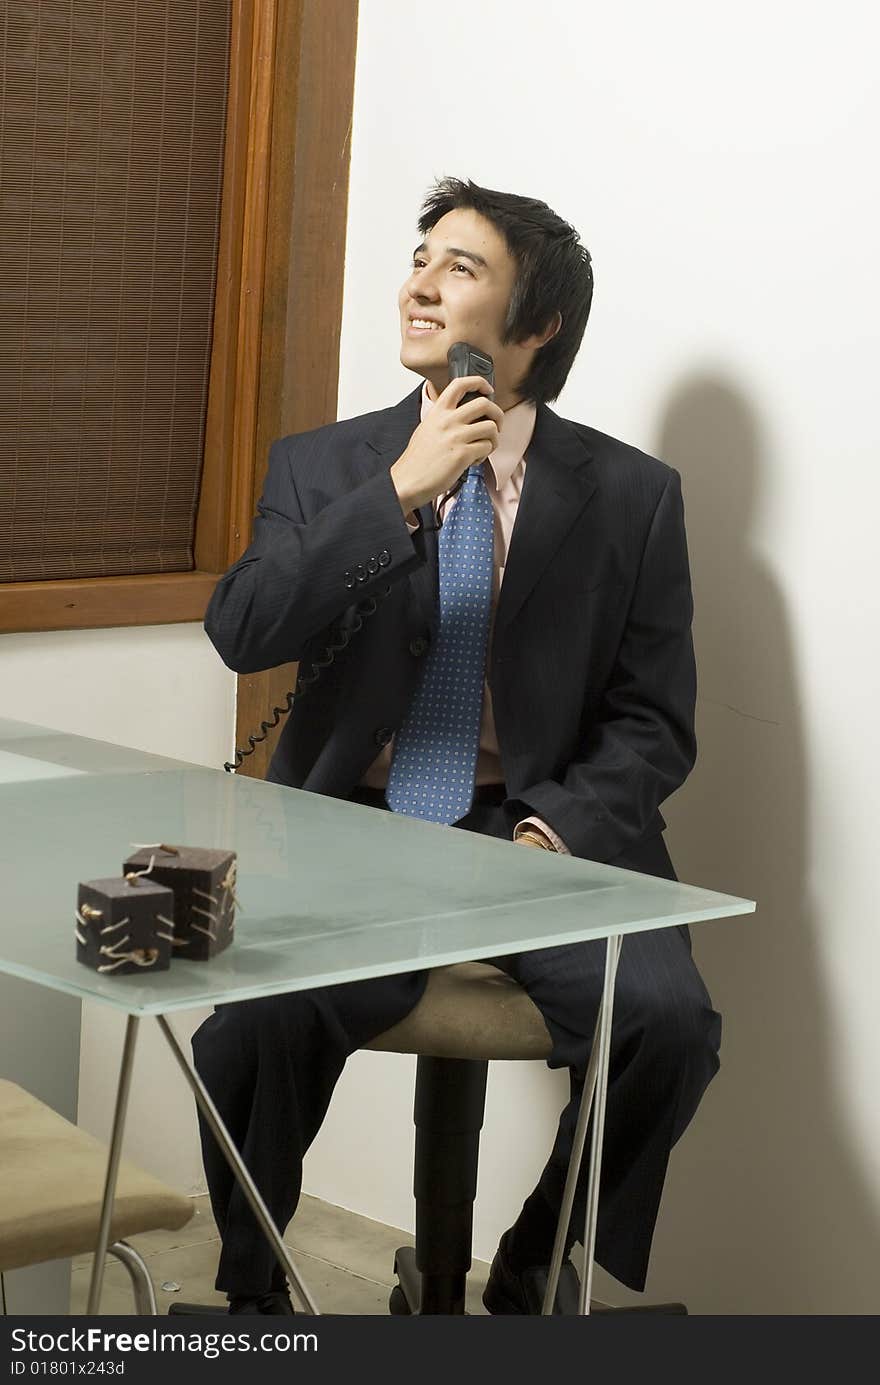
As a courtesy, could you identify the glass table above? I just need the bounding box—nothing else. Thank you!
[0,715,196,785]
[0,718,755,1315]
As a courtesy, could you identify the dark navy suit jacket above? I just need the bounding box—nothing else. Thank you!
[205,383,697,867]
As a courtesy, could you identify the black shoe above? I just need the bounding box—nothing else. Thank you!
[483,1233,582,1315]
[228,1288,296,1315]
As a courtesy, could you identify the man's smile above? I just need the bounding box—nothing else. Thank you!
[406,312,445,336]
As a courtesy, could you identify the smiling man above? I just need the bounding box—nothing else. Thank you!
[195,178,722,1315]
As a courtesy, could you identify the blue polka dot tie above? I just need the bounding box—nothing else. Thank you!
[386,464,494,824]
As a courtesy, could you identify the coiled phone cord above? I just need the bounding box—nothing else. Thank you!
[224,590,388,772]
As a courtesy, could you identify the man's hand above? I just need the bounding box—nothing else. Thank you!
[390,376,503,516]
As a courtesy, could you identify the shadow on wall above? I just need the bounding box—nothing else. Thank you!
[608,374,880,1313]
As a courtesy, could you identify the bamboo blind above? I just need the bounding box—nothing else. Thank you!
[0,0,231,582]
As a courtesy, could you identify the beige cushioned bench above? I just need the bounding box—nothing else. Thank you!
[0,1079,193,1313]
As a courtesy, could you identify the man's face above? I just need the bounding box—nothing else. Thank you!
[398,207,527,408]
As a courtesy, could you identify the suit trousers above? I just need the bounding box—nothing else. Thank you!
[192,793,721,1296]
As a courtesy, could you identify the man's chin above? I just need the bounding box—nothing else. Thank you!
[401,341,445,365]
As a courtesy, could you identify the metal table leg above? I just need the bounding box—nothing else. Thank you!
[156,1015,320,1316]
[542,933,622,1316]
[578,933,622,1313]
[86,1015,140,1315]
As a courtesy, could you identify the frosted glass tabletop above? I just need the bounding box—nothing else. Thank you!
[0,759,755,1016]
[0,717,193,783]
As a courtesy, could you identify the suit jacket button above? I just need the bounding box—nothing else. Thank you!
[373,727,393,748]
[344,571,356,589]
[378,549,391,567]
[367,556,380,574]
[409,635,429,657]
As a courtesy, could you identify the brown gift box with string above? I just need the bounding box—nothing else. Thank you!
[122,845,237,960]
[76,876,175,974]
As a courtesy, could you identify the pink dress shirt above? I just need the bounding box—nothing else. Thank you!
[360,381,569,853]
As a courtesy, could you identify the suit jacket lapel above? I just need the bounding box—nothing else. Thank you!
[365,384,439,634]
[494,404,596,635]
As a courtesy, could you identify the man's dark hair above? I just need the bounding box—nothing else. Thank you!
[417,177,593,405]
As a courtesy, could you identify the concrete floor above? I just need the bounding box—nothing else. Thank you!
[70,1194,494,1315]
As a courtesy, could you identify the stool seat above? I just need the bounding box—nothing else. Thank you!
[0,1079,193,1274]
[364,962,553,1061]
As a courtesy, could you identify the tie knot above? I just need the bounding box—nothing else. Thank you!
[466,462,485,484]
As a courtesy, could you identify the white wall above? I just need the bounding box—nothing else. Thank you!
[0,624,235,1192]
[307,0,880,1312]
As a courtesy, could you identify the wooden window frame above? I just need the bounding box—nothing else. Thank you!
[0,0,358,643]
